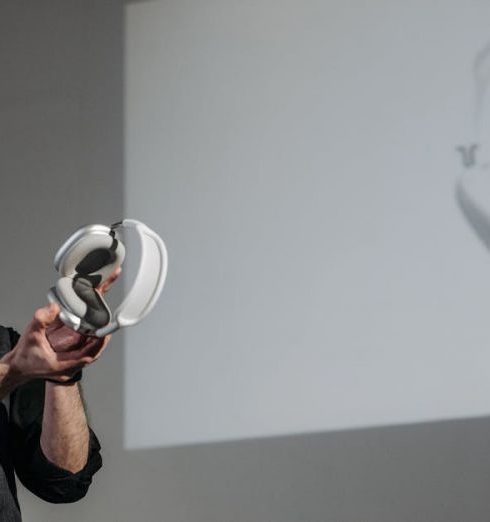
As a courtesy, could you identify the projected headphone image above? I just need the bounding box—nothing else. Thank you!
[455,49,490,250]
[456,165,490,250]
[455,42,490,246]
[47,219,168,337]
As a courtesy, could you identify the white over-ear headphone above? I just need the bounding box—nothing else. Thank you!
[47,219,168,337]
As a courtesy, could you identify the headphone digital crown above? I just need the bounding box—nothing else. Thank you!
[47,218,168,337]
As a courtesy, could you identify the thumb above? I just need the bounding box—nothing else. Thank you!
[31,303,61,331]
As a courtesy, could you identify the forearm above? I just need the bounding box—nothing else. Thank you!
[40,382,90,474]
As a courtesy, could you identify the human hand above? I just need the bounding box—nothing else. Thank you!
[46,266,122,353]
[5,303,112,384]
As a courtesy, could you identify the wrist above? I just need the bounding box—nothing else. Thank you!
[45,370,83,386]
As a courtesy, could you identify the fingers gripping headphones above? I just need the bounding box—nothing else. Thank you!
[47,219,168,337]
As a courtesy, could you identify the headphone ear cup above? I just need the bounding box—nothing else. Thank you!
[56,277,111,330]
[47,285,81,331]
[58,232,125,286]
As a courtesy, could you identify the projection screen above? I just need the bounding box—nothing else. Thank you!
[124,0,490,449]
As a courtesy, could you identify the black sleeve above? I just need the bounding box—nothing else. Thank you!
[7,327,103,504]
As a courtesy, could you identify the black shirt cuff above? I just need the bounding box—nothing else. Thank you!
[12,423,102,504]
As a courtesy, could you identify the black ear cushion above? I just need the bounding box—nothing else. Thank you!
[58,232,126,285]
[76,248,117,277]
[73,278,111,329]
[56,277,111,329]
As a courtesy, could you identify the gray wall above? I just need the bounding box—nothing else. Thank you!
[1,1,490,521]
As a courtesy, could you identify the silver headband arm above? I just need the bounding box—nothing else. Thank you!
[94,219,168,337]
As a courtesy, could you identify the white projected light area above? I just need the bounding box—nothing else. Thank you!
[124,0,490,449]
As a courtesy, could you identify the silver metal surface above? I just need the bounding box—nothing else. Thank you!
[54,224,112,271]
